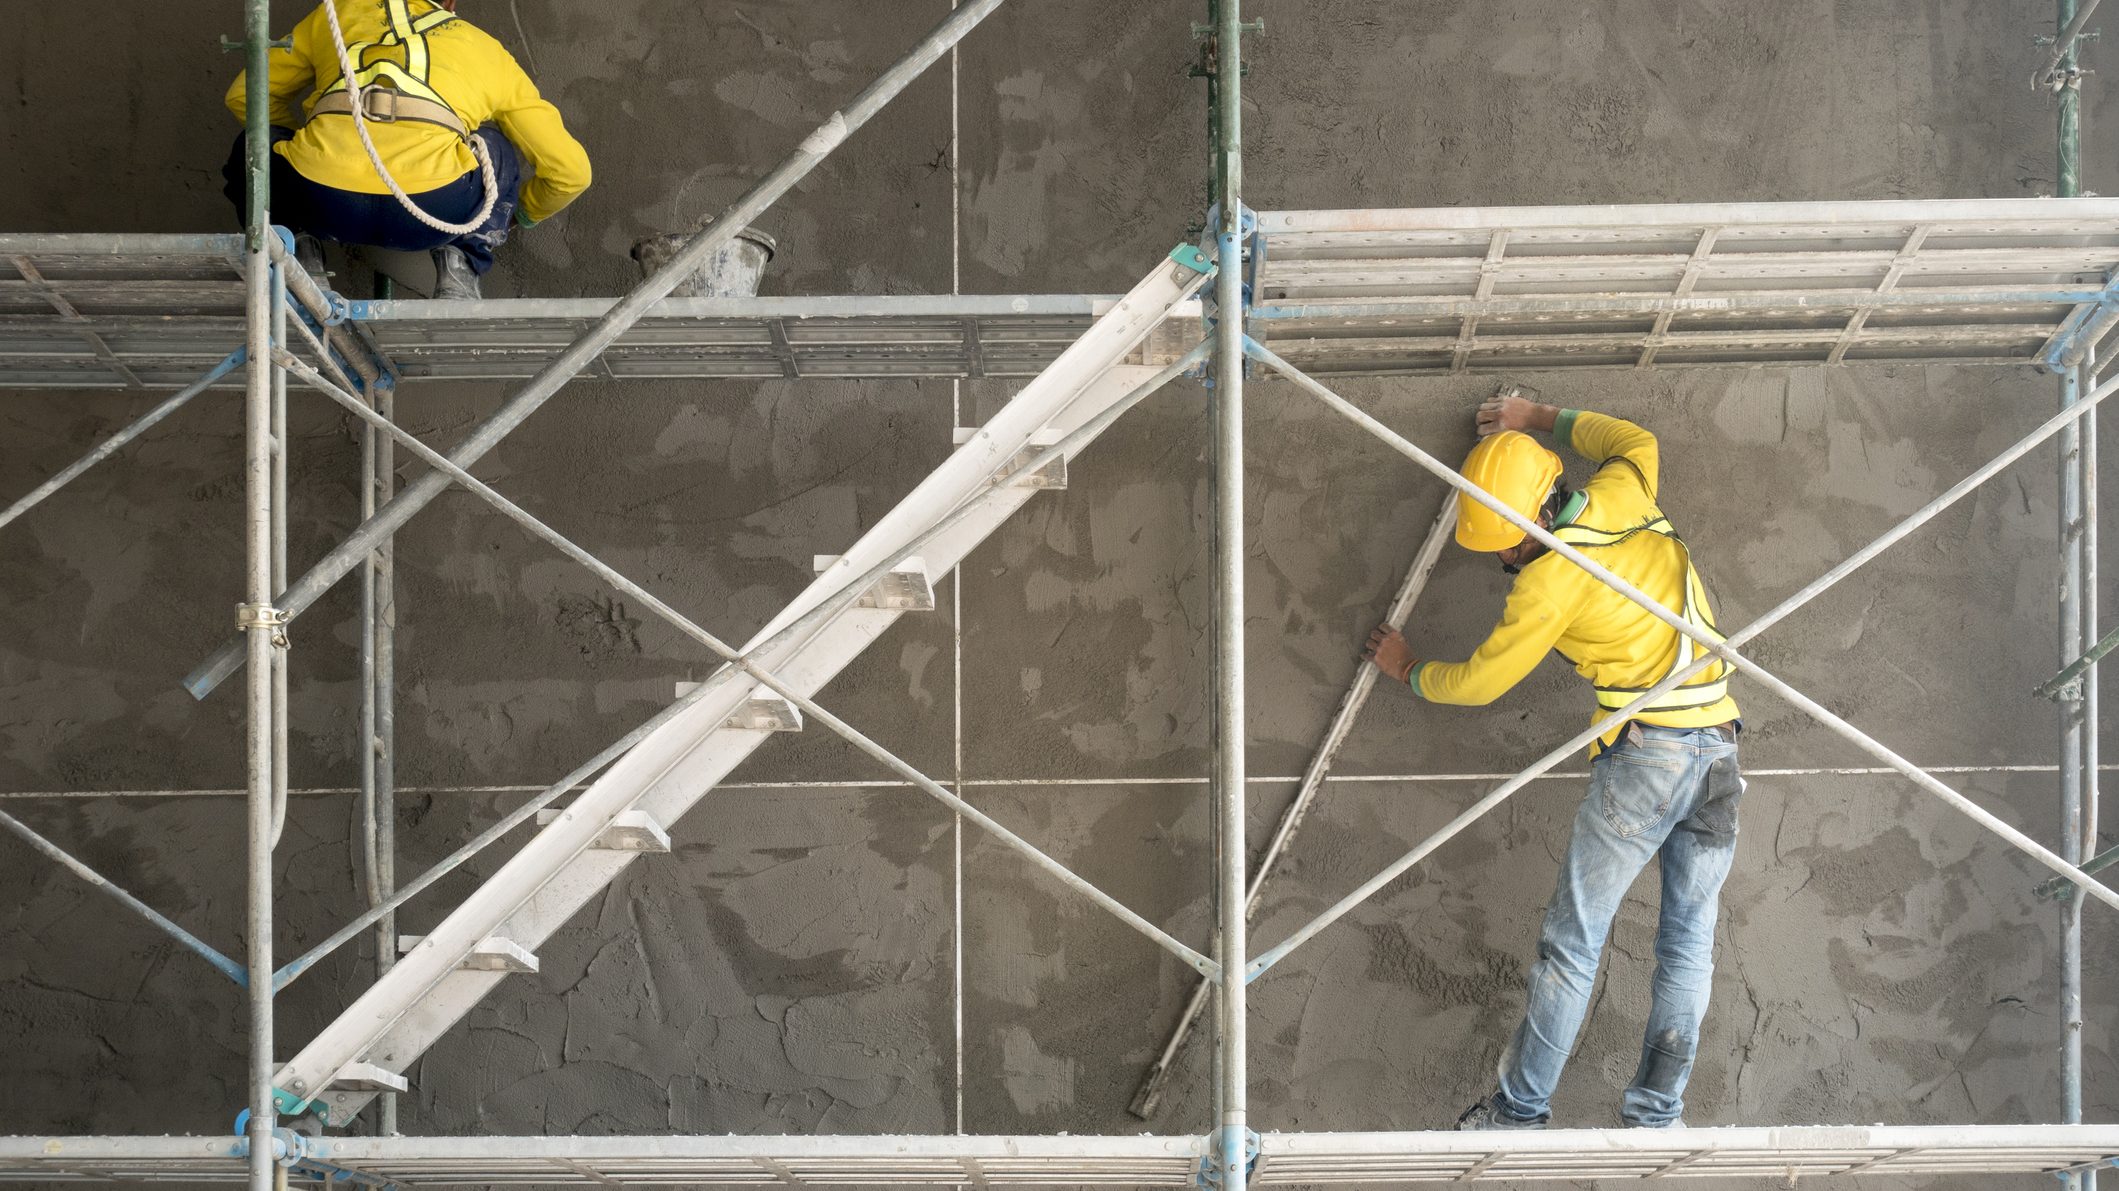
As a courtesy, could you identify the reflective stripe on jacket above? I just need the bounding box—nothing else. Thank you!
[225,0,591,224]
[1411,410,1742,752]
[316,0,459,109]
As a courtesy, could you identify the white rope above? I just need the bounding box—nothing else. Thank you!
[318,0,499,236]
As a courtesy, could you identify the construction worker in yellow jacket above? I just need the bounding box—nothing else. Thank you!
[223,0,591,299]
[1364,390,1744,1131]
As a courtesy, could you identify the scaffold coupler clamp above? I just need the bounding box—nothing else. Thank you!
[1195,1127,1260,1188]
[2042,277,2119,374]
[318,289,354,326]
[219,34,292,53]
[237,603,291,650]
[1199,204,1262,387]
[232,1109,313,1166]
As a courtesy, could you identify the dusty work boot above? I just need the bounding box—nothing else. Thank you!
[430,245,481,300]
[1455,1094,1548,1131]
[292,233,327,281]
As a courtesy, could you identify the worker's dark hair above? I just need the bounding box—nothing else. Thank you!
[1539,481,1573,525]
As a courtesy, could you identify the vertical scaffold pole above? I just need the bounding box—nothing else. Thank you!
[270,262,289,855]
[2055,7,2090,1185]
[374,375,399,1135]
[358,371,400,1135]
[239,0,278,1186]
[1210,0,1248,1186]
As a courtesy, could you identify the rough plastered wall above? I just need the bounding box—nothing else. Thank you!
[0,1,2116,1189]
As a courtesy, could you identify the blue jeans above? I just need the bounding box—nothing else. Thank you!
[1493,723,1744,1127]
[222,125,524,275]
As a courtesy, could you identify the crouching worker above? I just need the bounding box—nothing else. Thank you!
[1363,390,1745,1130]
[223,0,591,298]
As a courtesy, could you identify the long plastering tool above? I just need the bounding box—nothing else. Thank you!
[1130,495,1457,1118]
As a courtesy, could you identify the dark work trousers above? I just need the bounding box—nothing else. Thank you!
[222,123,524,275]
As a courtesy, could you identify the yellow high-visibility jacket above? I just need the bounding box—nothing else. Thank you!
[224,0,591,226]
[1410,410,1741,750]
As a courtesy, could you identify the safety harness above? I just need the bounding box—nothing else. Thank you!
[311,0,468,137]
[1551,512,1732,715]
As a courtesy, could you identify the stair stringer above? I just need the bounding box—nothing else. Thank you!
[308,364,1169,1125]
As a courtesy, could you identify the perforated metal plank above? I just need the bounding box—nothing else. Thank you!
[1253,198,2119,373]
[1249,1126,2119,1184]
[6,1127,2116,1186]
[0,234,364,389]
[351,295,1129,381]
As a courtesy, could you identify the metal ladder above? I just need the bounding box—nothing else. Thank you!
[274,248,1213,1126]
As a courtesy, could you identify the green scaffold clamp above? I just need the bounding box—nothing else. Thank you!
[1169,244,1218,277]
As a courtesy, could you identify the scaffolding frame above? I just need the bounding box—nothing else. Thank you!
[0,1,2116,1187]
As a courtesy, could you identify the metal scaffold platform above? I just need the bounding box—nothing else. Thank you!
[12,199,2119,388]
[0,234,375,389]
[0,234,1125,386]
[1250,198,2119,374]
[5,1126,2117,1186]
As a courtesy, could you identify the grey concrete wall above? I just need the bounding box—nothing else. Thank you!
[1,1,2115,1188]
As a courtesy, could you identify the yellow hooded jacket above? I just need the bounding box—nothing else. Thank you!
[225,0,591,226]
[1409,410,1741,751]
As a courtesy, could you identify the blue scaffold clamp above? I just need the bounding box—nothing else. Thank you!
[317,288,353,326]
[1201,202,1261,244]
[1195,1127,1260,1189]
[234,1108,400,1188]
[1195,204,1262,388]
[231,1110,311,1169]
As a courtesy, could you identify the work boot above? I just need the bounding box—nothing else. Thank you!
[430,245,481,300]
[293,233,327,280]
[1455,1094,1548,1131]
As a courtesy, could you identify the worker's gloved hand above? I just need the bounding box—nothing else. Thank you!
[1363,624,1418,684]
[513,207,538,229]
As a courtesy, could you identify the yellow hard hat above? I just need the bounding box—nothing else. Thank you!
[1455,431,1563,552]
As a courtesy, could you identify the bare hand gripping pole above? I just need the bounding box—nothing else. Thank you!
[183,0,1011,700]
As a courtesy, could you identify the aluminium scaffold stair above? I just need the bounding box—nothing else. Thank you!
[269,248,1210,1127]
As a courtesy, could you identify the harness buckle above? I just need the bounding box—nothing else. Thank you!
[362,87,402,123]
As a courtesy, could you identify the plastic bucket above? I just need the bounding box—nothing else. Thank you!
[631,219,777,298]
